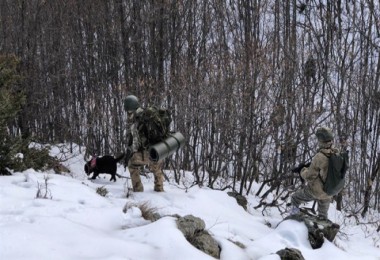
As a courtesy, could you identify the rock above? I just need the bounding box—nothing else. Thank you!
[53,163,70,174]
[227,191,248,210]
[276,247,305,260]
[176,215,220,259]
[176,215,205,237]
[284,211,340,249]
[191,230,220,258]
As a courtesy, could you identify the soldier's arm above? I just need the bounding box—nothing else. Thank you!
[300,155,321,181]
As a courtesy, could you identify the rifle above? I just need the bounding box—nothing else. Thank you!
[124,147,133,169]
[291,161,311,183]
[124,132,134,169]
[292,162,311,174]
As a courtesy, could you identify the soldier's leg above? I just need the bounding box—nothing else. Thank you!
[291,187,315,209]
[317,199,330,219]
[149,159,164,192]
[128,152,146,192]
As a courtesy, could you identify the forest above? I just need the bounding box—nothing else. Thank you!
[0,0,379,218]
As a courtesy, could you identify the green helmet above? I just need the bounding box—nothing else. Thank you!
[124,95,140,112]
[315,127,334,142]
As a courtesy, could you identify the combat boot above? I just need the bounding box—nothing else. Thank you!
[288,206,300,216]
[130,168,144,192]
[154,185,164,192]
[133,182,144,192]
[153,173,164,192]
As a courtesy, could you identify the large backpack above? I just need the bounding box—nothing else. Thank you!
[322,151,349,196]
[136,106,172,146]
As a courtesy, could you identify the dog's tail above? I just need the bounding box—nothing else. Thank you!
[115,153,125,163]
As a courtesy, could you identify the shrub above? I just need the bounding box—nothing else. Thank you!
[11,146,61,172]
[96,186,109,197]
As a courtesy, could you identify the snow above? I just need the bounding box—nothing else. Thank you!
[0,144,379,260]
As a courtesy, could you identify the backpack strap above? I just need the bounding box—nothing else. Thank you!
[318,173,325,185]
[317,151,330,184]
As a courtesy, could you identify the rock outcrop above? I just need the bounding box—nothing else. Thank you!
[227,191,248,210]
[283,210,340,249]
[276,247,305,260]
[176,215,220,258]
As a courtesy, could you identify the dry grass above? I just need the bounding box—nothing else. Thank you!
[96,186,109,197]
[35,175,52,199]
[123,201,160,222]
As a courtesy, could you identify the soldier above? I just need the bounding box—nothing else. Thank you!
[124,95,165,192]
[289,127,340,219]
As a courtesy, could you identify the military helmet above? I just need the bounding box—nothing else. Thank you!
[315,127,334,142]
[124,95,140,112]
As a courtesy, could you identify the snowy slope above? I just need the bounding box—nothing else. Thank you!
[0,144,379,260]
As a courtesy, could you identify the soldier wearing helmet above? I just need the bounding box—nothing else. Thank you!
[289,127,340,219]
[124,95,165,192]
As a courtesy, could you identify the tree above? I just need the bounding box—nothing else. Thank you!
[0,55,25,175]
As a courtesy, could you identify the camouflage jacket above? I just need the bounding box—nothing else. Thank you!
[301,145,340,200]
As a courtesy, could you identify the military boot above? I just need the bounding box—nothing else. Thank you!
[130,168,144,192]
[150,161,164,192]
[133,182,144,192]
[153,172,164,192]
[154,184,164,192]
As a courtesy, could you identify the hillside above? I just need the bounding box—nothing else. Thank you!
[0,144,379,260]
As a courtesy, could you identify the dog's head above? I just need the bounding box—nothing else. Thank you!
[84,157,97,175]
[84,162,91,175]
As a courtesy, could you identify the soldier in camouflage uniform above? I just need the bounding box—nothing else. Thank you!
[124,95,164,192]
[289,127,340,219]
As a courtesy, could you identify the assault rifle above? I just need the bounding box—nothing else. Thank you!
[292,161,311,174]
[291,161,311,183]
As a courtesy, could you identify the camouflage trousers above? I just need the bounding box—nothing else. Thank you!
[291,186,330,218]
[128,150,164,192]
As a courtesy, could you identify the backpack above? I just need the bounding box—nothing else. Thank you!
[136,106,172,146]
[322,151,349,196]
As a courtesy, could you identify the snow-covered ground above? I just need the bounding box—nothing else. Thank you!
[0,144,379,260]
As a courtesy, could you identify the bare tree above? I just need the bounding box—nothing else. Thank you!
[0,0,379,214]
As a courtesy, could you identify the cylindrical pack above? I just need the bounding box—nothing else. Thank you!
[149,132,185,162]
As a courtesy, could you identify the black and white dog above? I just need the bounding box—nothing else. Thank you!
[84,154,125,182]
